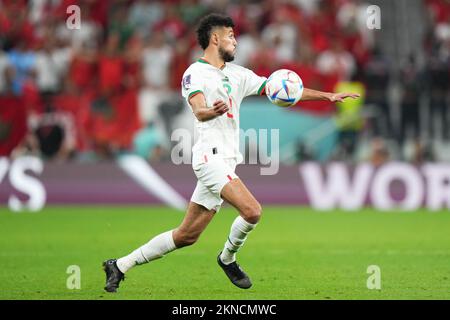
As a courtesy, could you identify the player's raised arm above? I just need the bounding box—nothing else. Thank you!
[300,88,360,102]
[189,92,229,122]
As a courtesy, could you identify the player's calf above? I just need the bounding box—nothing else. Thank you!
[114,230,177,278]
[219,215,258,265]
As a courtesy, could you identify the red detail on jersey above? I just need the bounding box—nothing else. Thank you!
[259,87,266,95]
[227,175,233,181]
[227,96,234,118]
[204,155,208,163]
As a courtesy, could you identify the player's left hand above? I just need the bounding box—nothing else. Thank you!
[329,93,361,103]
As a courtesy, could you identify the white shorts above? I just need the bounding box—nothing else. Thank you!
[191,155,238,212]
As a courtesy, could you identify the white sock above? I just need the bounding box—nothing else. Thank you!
[220,216,257,265]
[116,230,177,273]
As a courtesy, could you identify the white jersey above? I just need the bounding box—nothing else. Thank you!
[181,58,266,164]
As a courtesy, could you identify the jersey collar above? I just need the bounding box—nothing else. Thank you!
[197,57,226,70]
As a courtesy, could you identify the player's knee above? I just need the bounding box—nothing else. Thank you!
[173,230,199,248]
[178,237,197,248]
[242,202,262,224]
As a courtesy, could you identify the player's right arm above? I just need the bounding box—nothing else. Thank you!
[189,93,229,122]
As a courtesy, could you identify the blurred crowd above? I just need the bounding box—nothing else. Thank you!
[0,0,449,164]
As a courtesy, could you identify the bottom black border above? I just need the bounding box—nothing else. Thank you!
[1,299,445,318]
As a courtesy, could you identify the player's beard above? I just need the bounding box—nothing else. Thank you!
[219,46,235,62]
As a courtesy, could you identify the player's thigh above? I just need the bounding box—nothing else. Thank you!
[220,178,262,223]
[173,201,216,246]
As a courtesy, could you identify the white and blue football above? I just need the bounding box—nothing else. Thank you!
[265,69,304,107]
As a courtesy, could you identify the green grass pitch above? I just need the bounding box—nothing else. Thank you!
[0,206,449,300]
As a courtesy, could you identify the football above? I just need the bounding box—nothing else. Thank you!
[265,69,304,107]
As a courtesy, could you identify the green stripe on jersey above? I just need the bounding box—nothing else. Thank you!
[197,58,209,64]
[188,90,203,98]
[257,80,267,95]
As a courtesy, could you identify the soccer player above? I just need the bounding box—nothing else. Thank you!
[103,14,360,292]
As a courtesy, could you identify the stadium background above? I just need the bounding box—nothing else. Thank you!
[1,0,450,300]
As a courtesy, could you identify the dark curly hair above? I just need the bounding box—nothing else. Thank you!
[196,14,235,50]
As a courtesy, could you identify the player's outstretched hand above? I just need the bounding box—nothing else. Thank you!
[213,100,229,115]
[329,92,361,103]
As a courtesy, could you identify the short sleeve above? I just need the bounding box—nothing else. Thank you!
[181,68,205,103]
[243,68,267,98]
